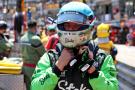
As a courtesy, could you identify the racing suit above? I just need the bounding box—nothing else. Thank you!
[31,41,118,90]
[20,31,45,90]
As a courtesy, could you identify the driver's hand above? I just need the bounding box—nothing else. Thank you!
[55,48,74,71]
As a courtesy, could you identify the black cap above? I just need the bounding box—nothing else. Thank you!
[0,21,7,29]
[27,20,37,28]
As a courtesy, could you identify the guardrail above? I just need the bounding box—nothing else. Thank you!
[115,45,135,90]
[116,61,135,90]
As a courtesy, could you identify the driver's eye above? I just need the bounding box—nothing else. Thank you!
[64,22,81,31]
[57,22,90,31]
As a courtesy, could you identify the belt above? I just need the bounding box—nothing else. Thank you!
[23,63,36,68]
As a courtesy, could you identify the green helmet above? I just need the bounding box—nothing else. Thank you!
[56,2,96,48]
[57,1,95,25]
[47,24,56,31]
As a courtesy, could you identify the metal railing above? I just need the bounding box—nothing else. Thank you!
[116,61,135,90]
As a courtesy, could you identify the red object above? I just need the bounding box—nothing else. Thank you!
[45,34,59,50]
[132,32,135,38]
[23,63,36,68]
[110,29,118,43]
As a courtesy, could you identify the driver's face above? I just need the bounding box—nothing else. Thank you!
[0,29,6,34]
[64,22,82,31]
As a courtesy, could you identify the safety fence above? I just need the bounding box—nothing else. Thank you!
[115,45,135,90]
[117,61,135,90]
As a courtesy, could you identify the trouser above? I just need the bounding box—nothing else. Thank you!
[22,63,36,90]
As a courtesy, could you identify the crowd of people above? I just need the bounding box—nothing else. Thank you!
[109,19,135,46]
[0,1,135,90]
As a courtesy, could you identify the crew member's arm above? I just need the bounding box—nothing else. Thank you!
[0,39,12,56]
[31,36,46,56]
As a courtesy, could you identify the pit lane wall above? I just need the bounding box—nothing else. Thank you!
[115,44,135,90]
[0,43,25,90]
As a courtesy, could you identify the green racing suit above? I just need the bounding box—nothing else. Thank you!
[31,42,118,90]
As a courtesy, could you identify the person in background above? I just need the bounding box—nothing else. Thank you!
[40,24,57,49]
[45,34,59,51]
[46,24,57,37]
[45,24,58,50]
[95,23,118,64]
[27,7,32,21]
[0,20,13,60]
[13,12,23,42]
[20,20,45,90]
[126,32,135,46]
[39,26,48,46]
[126,24,135,46]
[31,2,118,90]
[119,19,129,44]
[110,24,120,43]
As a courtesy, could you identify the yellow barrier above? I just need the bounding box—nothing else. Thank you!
[0,58,23,74]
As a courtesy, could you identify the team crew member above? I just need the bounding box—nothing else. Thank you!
[20,20,45,90]
[0,21,13,59]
